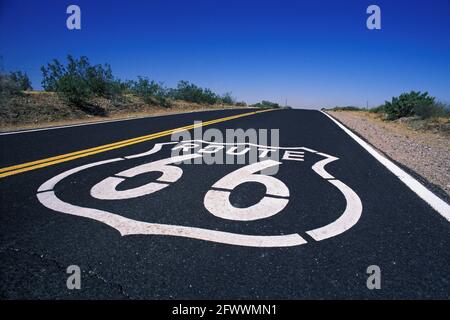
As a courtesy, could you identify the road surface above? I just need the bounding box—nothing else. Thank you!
[0,108,449,299]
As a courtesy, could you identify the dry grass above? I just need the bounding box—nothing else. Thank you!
[0,91,247,132]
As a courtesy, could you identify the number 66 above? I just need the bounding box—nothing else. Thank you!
[91,157,289,222]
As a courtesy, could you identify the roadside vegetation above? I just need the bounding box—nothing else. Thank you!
[0,55,261,128]
[371,91,450,120]
[324,91,450,134]
[251,100,282,109]
[0,71,33,100]
[325,106,363,112]
[38,55,242,110]
[251,100,293,109]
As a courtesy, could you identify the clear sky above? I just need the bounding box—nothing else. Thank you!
[1,0,449,109]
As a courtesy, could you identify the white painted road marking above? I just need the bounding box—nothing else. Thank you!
[37,190,307,247]
[37,140,363,247]
[204,160,289,221]
[306,179,363,241]
[91,154,201,200]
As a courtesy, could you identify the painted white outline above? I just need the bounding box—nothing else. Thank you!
[36,140,363,247]
[321,111,450,221]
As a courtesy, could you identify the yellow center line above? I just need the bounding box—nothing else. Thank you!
[0,109,274,178]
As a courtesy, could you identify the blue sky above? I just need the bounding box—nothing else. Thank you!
[1,0,449,108]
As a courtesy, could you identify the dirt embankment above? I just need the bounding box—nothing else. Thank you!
[0,91,246,131]
[327,111,450,199]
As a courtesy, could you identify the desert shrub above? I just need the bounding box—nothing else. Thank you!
[235,101,247,107]
[41,56,91,106]
[328,106,363,111]
[41,55,124,107]
[384,91,435,119]
[414,102,446,119]
[0,70,33,105]
[201,88,218,104]
[444,103,450,116]
[0,73,18,107]
[170,80,218,105]
[41,59,65,91]
[220,92,235,105]
[0,72,20,96]
[56,73,91,106]
[0,70,33,107]
[252,100,281,108]
[370,104,385,113]
[118,80,135,94]
[85,63,121,98]
[9,71,32,91]
[130,76,170,107]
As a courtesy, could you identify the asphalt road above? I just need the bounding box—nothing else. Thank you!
[0,108,449,299]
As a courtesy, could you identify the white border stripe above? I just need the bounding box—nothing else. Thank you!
[320,111,450,221]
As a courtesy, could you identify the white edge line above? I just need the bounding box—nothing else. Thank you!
[320,110,450,221]
[0,108,255,136]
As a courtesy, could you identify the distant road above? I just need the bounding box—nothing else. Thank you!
[0,108,449,299]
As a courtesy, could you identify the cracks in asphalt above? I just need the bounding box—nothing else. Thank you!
[1,246,131,299]
[87,268,131,299]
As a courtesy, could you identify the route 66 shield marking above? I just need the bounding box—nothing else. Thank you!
[36,140,362,247]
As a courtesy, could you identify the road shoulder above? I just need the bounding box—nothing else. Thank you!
[326,110,450,202]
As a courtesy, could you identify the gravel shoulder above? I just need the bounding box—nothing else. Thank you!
[327,111,450,199]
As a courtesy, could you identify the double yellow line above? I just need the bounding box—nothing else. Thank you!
[0,109,273,179]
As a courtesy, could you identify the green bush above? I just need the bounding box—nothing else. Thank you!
[369,104,385,113]
[41,55,123,107]
[41,59,65,92]
[220,92,235,105]
[329,106,363,111]
[56,73,91,107]
[38,56,243,111]
[0,70,33,107]
[384,91,435,119]
[170,80,218,105]
[444,103,450,116]
[41,56,91,106]
[118,80,135,94]
[85,63,121,98]
[414,102,446,119]
[252,100,281,109]
[130,77,170,107]
[0,72,20,96]
[0,72,19,106]
[9,71,32,91]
